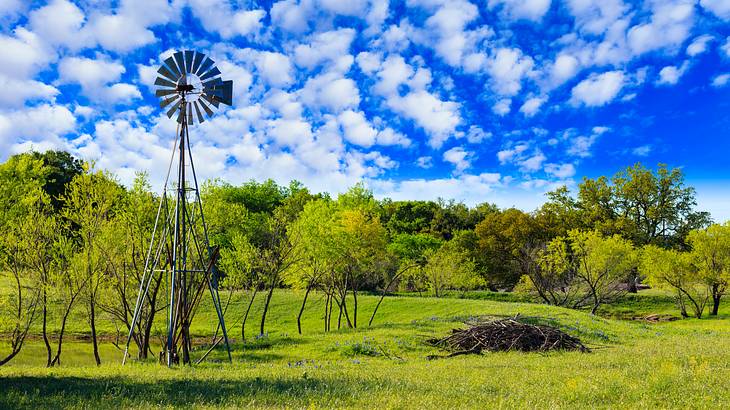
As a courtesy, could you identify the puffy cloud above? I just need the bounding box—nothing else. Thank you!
[700,0,730,20]
[58,56,141,104]
[686,35,713,56]
[722,37,730,57]
[488,0,552,22]
[0,104,76,155]
[632,145,652,156]
[566,0,628,35]
[656,62,689,86]
[338,110,378,147]
[519,96,547,117]
[28,0,88,49]
[416,156,433,168]
[294,28,356,69]
[300,72,361,112]
[0,75,58,108]
[255,52,294,88]
[518,151,546,172]
[627,0,695,56]
[443,146,473,173]
[486,48,534,96]
[189,0,265,38]
[370,173,505,206]
[465,126,491,143]
[0,29,52,79]
[493,98,511,116]
[497,143,529,164]
[712,73,730,88]
[270,0,312,34]
[549,54,580,86]
[387,90,461,148]
[544,163,576,178]
[424,0,479,66]
[570,71,624,107]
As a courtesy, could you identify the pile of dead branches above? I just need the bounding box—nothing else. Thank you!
[427,316,589,358]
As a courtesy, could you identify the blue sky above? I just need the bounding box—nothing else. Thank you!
[1,0,729,220]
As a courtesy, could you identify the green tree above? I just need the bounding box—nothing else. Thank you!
[62,166,122,365]
[687,223,730,316]
[474,208,540,289]
[422,241,481,297]
[640,246,707,318]
[568,230,636,314]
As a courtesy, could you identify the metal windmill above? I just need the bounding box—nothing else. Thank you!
[122,50,233,366]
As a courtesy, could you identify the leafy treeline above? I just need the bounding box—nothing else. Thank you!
[0,150,727,367]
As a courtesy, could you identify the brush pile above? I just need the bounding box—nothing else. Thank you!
[427,316,589,358]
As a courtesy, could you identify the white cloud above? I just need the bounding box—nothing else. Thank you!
[270,0,312,34]
[424,0,479,66]
[519,96,547,117]
[712,73,730,87]
[518,151,546,172]
[339,110,378,147]
[189,0,264,38]
[493,98,511,116]
[632,145,652,156]
[488,0,552,22]
[58,56,141,104]
[255,52,294,88]
[387,90,461,148]
[566,0,627,35]
[544,163,576,178]
[443,146,473,173]
[657,62,689,85]
[627,0,695,56]
[0,104,76,155]
[0,75,58,108]
[376,128,412,147]
[722,37,730,57]
[686,35,713,56]
[0,28,52,79]
[701,0,730,20]
[497,143,529,164]
[267,118,313,147]
[416,156,433,168]
[370,173,505,206]
[300,72,361,112]
[549,54,580,86]
[28,0,89,49]
[294,29,356,69]
[465,126,491,143]
[486,48,534,96]
[571,71,624,107]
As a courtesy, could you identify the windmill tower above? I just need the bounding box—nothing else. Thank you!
[123,50,234,366]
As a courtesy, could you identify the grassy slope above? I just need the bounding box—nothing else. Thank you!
[1,289,729,409]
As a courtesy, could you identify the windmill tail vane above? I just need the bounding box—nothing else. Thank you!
[122,50,233,367]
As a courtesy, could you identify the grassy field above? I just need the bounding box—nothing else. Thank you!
[1,289,730,408]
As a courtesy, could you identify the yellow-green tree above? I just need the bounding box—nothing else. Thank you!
[687,223,730,316]
[640,245,707,318]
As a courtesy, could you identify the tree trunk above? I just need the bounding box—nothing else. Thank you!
[297,284,312,335]
[711,291,721,316]
[260,284,275,336]
[89,298,101,366]
[242,288,258,341]
[0,348,21,367]
[352,288,358,329]
[42,290,51,367]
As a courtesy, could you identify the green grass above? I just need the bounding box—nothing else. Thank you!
[2,289,730,408]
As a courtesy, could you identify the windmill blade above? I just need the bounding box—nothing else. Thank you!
[192,52,205,74]
[157,65,179,82]
[216,80,233,106]
[184,50,195,73]
[193,101,205,123]
[173,52,186,76]
[164,56,181,78]
[199,66,221,82]
[155,88,178,97]
[202,77,222,89]
[166,99,182,118]
[197,97,214,117]
[187,102,194,124]
[201,93,220,108]
[159,95,180,109]
[155,77,177,88]
[196,57,215,76]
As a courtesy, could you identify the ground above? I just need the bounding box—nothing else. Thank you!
[1,289,729,409]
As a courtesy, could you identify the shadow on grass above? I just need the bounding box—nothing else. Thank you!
[0,374,382,408]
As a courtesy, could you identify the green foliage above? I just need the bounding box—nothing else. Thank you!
[640,245,707,318]
[687,222,730,315]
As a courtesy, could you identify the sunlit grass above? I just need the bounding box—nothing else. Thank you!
[2,289,730,408]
